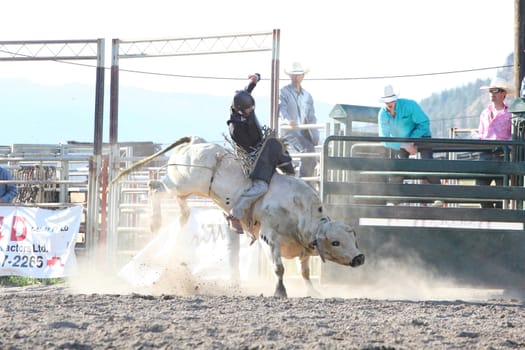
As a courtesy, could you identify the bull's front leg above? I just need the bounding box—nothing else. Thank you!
[273,253,287,298]
[261,232,287,298]
[298,255,321,298]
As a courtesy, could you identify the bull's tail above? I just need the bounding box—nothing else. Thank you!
[109,136,191,188]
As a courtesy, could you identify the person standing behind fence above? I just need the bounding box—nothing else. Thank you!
[378,85,440,185]
[474,77,513,209]
[0,166,17,203]
[279,62,320,182]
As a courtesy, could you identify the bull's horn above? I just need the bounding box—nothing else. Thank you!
[109,136,191,189]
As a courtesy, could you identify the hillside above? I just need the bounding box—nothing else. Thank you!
[0,79,335,146]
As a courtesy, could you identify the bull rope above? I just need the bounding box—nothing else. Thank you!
[204,150,228,197]
[223,125,277,176]
[109,136,191,188]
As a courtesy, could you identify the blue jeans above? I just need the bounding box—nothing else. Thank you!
[475,150,507,209]
[389,145,440,185]
[282,130,317,178]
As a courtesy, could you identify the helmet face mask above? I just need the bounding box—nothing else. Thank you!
[233,90,255,114]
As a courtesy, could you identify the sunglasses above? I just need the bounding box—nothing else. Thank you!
[489,88,504,94]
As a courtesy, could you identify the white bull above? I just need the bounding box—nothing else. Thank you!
[112,136,364,298]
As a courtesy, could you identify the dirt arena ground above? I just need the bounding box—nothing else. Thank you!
[1,267,525,350]
[2,214,525,350]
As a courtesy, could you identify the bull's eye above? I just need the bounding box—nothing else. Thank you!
[332,241,340,247]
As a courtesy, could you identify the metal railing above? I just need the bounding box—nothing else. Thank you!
[279,123,328,183]
[322,135,525,213]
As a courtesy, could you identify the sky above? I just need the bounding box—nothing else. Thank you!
[0,0,516,142]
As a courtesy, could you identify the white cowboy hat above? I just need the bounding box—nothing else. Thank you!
[284,62,309,75]
[379,85,399,103]
[480,77,513,93]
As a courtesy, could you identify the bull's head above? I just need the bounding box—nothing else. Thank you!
[314,218,365,267]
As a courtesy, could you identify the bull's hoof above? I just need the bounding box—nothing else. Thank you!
[274,285,288,298]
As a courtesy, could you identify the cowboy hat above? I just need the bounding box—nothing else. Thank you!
[285,62,309,75]
[480,77,513,93]
[379,85,399,103]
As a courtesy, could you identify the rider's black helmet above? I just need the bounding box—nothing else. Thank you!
[233,90,255,112]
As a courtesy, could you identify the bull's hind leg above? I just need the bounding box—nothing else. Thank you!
[148,180,165,233]
[148,179,191,233]
[175,195,191,227]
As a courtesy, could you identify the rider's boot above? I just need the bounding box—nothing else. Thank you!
[226,215,244,234]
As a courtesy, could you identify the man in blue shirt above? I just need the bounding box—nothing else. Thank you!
[0,166,17,203]
[378,85,440,185]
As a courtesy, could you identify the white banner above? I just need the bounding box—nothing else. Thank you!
[0,206,82,278]
[119,207,263,286]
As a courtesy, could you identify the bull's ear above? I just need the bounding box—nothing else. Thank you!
[317,220,329,240]
[313,240,326,263]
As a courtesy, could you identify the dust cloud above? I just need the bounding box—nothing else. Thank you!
[67,255,509,303]
[66,207,518,303]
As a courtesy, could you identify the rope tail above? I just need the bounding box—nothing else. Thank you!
[109,136,192,188]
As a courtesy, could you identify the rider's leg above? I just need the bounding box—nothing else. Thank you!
[228,138,281,228]
[230,179,269,220]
